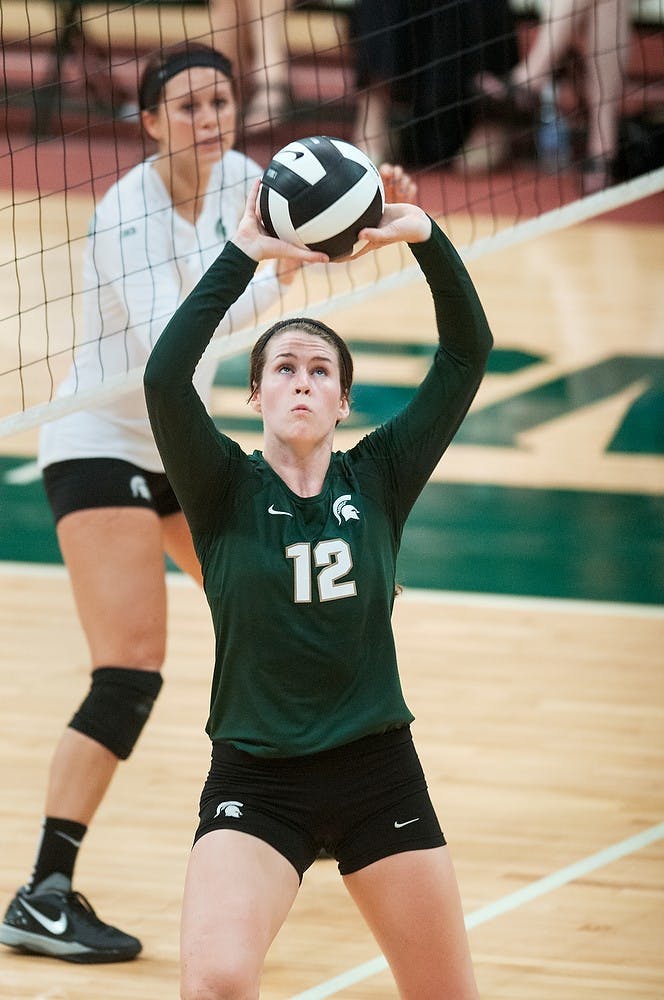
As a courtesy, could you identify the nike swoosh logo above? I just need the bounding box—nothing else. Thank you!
[20,898,68,935]
[268,505,293,516]
[283,150,305,160]
[394,818,420,829]
[55,831,82,848]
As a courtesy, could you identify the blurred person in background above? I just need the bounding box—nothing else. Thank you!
[351,0,520,171]
[0,40,293,965]
[209,0,292,131]
[475,0,631,191]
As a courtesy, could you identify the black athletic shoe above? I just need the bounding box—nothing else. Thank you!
[0,874,142,963]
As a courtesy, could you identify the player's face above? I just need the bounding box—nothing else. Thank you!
[251,332,350,448]
[143,67,236,164]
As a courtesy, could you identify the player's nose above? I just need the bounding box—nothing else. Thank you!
[199,103,218,127]
[294,370,311,393]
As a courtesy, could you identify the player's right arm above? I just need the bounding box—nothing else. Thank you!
[144,209,325,527]
[143,242,259,532]
[84,188,186,361]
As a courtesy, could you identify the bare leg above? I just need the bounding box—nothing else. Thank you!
[44,507,200,826]
[209,0,248,66]
[210,0,290,127]
[180,830,299,1000]
[472,1,586,123]
[512,0,589,91]
[344,847,478,999]
[249,0,289,92]
[209,0,252,101]
[584,0,631,162]
[45,732,119,825]
[243,0,290,129]
[162,509,203,585]
[352,85,394,164]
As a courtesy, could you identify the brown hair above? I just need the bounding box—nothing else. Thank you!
[249,318,353,402]
[138,42,235,113]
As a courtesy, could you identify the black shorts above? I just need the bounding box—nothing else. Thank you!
[193,726,446,881]
[42,458,181,524]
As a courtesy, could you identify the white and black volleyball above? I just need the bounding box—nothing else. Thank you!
[258,136,385,260]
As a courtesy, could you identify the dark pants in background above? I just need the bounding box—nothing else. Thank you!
[351,0,519,164]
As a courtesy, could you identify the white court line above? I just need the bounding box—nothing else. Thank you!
[399,586,664,620]
[2,459,40,484]
[289,822,664,1000]
[0,562,661,618]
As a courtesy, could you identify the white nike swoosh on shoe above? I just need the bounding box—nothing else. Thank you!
[268,504,293,516]
[20,898,68,935]
[394,818,420,829]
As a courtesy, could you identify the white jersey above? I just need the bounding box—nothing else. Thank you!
[39,149,280,472]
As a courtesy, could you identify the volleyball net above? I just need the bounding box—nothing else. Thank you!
[1,0,663,439]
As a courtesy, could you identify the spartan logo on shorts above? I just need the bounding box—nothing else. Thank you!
[214,800,244,819]
[332,494,360,524]
[130,475,152,501]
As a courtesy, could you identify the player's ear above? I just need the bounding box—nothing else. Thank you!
[250,389,262,414]
[141,108,160,142]
[337,395,350,423]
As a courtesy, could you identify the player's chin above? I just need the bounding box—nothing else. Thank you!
[196,138,225,160]
[287,413,321,436]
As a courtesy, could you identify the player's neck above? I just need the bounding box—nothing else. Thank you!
[262,439,332,499]
[153,156,212,224]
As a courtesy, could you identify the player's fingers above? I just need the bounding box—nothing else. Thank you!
[250,177,262,217]
[357,222,403,244]
[273,239,328,264]
[379,164,417,205]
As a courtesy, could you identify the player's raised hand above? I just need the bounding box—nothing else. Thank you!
[362,203,432,245]
[379,163,417,205]
[232,180,329,266]
[335,203,432,262]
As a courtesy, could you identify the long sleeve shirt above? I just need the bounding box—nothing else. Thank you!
[40,150,282,471]
[145,219,493,756]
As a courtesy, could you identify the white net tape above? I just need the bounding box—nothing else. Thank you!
[1,165,662,441]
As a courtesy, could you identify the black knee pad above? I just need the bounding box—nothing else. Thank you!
[69,666,163,760]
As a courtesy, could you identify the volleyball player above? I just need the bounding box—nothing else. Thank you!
[0,42,296,964]
[143,185,491,998]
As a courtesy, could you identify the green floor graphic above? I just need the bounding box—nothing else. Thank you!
[1,457,661,605]
[212,348,664,456]
[2,346,662,603]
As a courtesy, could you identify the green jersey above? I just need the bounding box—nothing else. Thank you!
[145,220,493,757]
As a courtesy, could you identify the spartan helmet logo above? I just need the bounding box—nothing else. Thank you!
[332,494,360,525]
[130,475,152,501]
[214,800,244,819]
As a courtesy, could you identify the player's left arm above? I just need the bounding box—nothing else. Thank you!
[352,215,493,519]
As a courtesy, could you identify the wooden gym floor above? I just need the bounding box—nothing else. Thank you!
[0,567,662,998]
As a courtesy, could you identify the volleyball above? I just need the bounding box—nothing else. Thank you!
[258,136,385,260]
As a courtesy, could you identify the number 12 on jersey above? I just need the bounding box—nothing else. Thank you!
[286,540,357,603]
